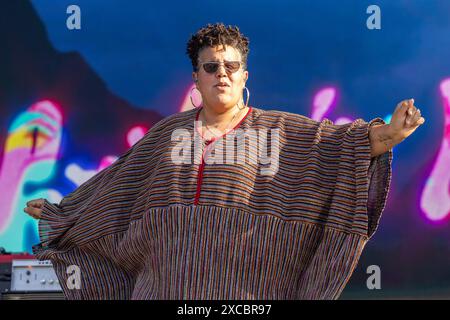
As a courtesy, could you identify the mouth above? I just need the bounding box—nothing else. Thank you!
[215,83,230,88]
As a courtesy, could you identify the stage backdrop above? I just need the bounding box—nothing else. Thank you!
[1,0,449,299]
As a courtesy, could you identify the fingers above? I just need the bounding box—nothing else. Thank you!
[23,206,42,219]
[398,98,413,112]
[406,107,425,127]
[413,107,421,120]
[24,198,45,220]
[399,98,425,126]
[394,98,414,118]
[26,198,45,208]
[407,100,416,116]
[406,106,418,126]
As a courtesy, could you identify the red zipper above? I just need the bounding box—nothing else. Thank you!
[194,140,212,205]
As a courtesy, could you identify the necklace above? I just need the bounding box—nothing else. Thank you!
[202,106,245,139]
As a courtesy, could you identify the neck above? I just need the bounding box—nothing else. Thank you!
[199,103,248,140]
[201,103,246,128]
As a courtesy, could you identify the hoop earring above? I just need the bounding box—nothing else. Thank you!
[240,86,250,109]
[190,87,202,108]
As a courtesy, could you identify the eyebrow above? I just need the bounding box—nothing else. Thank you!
[200,59,238,63]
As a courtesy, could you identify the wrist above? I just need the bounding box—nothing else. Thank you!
[384,124,406,144]
[369,123,403,150]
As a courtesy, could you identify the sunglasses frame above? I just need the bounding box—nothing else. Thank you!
[197,60,243,74]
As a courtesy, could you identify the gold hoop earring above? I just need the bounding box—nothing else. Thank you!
[190,87,202,108]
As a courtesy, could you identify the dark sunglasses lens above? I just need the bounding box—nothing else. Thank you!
[203,63,219,73]
[202,62,241,73]
[225,62,240,72]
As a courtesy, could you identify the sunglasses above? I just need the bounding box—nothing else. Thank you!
[198,60,242,74]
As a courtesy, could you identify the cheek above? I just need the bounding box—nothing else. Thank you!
[231,80,244,94]
[231,74,245,88]
[198,77,214,92]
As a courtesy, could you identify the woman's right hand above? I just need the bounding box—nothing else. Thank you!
[24,198,45,220]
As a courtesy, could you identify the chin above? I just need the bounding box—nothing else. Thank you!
[213,96,238,108]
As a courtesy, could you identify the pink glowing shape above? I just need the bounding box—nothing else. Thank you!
[98,155,118,171]
[127,125,148,148]
[311,87,337,121]
[29,100,63,124]
[334,117,354,125]
[420,78,450,222]
[0,100,62,232]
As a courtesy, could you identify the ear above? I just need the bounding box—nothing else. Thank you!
[192,71,198,85]
[243,70,249,83]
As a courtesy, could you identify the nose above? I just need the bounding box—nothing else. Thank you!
[215,64,228,79]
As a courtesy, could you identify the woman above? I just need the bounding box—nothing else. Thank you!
[24,23,424,299]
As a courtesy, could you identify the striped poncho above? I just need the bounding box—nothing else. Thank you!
[32,106,392,299]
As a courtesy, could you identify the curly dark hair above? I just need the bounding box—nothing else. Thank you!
[186,23,250,72]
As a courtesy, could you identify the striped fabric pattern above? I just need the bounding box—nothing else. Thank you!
[33,106,393,299]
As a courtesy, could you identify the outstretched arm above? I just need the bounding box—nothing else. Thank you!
[369,98,425,158]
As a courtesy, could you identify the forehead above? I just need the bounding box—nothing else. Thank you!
[198,45,242,62]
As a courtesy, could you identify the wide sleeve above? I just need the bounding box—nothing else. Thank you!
[33,141,136,253]
[31,118,165,299]
[310,116,393,239]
